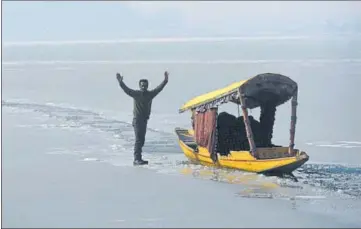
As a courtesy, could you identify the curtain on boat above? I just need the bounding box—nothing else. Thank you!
[194,108,217,155]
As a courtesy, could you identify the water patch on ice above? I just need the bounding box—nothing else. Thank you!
[2,100,178,154]
[83,157,101,162]
[306,140,361,148]
[294,195,327,200]
[338,141,361,145]
[296,163,361,198]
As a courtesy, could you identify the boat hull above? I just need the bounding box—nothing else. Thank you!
[175,128,309,174]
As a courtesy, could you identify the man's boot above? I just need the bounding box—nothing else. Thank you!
[133,155,148,166]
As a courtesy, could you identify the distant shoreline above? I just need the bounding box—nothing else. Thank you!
[3,34,361,47]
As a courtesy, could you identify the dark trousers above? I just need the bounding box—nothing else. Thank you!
[132,118,148,160]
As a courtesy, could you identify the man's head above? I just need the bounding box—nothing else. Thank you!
[139,79,149,91]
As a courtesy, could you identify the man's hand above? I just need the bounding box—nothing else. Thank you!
[116,73,123,82]
[164,71,169,81]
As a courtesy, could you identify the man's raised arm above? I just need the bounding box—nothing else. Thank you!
[116,73,137,98]
[149,71,169,98]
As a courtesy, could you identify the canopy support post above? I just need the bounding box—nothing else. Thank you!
[238,89,257,157]
[288,89,298,155]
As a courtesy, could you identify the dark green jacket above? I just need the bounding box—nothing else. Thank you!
[119,79,168,120]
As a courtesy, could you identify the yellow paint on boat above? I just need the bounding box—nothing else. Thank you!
[179,79,248,113]
[178,130,307,173]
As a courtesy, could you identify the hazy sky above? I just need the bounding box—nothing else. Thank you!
[3,1,361,41]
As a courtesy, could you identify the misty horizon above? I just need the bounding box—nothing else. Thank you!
[3,1,361,42]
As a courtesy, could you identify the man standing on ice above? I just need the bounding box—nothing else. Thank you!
[116,71,169,165]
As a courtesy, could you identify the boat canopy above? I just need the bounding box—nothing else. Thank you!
[179,73,298,113]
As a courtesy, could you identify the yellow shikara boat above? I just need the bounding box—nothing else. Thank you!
[175,73,309,175]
